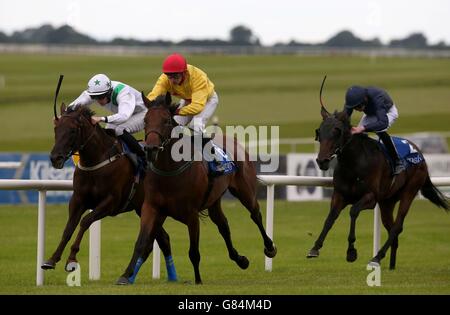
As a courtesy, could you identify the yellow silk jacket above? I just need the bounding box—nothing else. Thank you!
[147,64,215,116]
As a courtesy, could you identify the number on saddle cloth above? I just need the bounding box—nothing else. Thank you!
[378,136,424,168]
[206,142,237,176]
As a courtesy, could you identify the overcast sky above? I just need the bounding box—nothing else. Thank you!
[1,0,449,45]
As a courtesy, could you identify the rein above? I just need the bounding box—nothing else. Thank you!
[148,160,194,177]
[78,123,97,152]
[334,133,353,156]
[60,112,122,171]
[145,129,171,149]
[145,110,195,177]
[77,125,123,171]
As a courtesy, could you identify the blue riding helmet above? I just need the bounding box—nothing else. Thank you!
[345,86,367,108]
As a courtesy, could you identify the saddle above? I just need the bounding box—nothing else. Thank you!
[378,136,424,172]
[120,140,147,179]
[191,135,237,177]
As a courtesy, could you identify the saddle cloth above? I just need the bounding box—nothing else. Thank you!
[379,136,424,169]
[206,142,237,176]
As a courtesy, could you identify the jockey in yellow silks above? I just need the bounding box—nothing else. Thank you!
[147,53,218,135]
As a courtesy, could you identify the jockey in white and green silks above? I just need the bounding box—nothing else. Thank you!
[68,74,147,159]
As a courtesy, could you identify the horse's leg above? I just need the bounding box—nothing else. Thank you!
[228,186,277,258]
[116,203,165,285]
[42,195,86,269]
[155,227,178,281]
[307,192,348,258]
[346,192,376,262]
[370,191,416,267]
[65,195,115,271]
[208,199,249,269]
[187,217,202,284]
[378,199,396,269]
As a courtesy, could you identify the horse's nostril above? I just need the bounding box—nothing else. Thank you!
[50,155,65,169]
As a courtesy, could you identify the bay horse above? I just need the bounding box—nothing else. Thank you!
[116,92,277,284]
[44,103,177,282]
[307,79,449,269]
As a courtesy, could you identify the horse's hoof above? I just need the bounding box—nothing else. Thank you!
[346,248,358,262]
[116,276,132,285]
[237,256,250,270]
[41,261,56,270]
[65,260,78,272]
[307,248,319,258]
[264,244,277,258]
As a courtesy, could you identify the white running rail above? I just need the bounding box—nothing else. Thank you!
[1,176,449,285]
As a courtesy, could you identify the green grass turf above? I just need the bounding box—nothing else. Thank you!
[0,53,449,295]
[0,200,449,294]
[1,54,449,152]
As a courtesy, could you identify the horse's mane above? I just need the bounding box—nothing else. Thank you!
[65,105,96,119]
[146,94,179,126]
[149,94,169,108]
[64,106,116,139]
[329,110,381,153]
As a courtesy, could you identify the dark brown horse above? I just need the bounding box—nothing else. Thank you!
[116,92,277,284]
[307,83,449,269]
[44,104,177,281]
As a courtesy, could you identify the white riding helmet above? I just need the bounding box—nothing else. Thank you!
[87,74,112,96]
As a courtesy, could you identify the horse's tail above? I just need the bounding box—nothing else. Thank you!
[421,176,449,211]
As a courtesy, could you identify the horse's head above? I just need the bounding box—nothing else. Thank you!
[50,104,96,169]
[142,92,178,162]
[315,106,352,171]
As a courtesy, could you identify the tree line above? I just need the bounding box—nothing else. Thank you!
[0,24,448,49]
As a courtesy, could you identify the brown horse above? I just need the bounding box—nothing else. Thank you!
[116,92,277,284]
[307,93,449,269]
[44,104,177,281]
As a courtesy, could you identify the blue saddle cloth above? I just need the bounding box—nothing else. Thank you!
[207,142,237,176]
[378,136,424,169]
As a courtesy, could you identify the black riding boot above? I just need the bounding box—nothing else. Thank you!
[119,130,146,167]
[377,132,405,175]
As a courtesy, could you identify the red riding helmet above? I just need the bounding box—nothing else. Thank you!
[162,53,187,73]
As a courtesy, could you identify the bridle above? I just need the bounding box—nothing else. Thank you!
[60,114,97,157]
[144,129,171,150]
[58,113,117,164]
[144,107,176,153]
[315,120,352,158]
[143,106,195,176]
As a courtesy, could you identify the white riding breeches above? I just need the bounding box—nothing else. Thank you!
[106,110,147,136]
[358,104,398,132]
[174,92,219,134]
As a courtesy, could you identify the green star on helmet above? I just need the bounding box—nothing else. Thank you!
[106,81,111,88]
[94,80,101,86]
